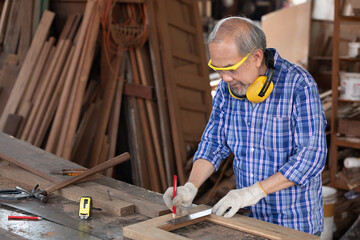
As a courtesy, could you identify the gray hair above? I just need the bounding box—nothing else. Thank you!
[208,16,266,56]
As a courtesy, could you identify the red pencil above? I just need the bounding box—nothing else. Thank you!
[172,175,177,219]
[8,216,42,221]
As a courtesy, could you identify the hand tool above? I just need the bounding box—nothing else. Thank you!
[50,168,87,176]
[167,207,251,224]
[8,216,42,220]
[79,196,92,219]
[22,152,130,203]
[0,188,33,200]
[172,175,177,219]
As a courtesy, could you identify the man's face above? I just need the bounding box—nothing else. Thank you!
[209,39,259,96]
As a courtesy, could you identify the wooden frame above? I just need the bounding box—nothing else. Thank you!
[123,205,319,240]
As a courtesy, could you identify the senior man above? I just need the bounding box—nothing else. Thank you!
[164,16,327,236]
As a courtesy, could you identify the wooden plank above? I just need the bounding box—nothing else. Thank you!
[0,55,20,116]
[136,48,167,191]
[129,49,161,193]
[0,132,80,183]
[46,2,94,153]
[147,0,175,186]
[88,54,122,167]
[58,14,76,41]
[0,163,134,217]
[0,0,12,44]
[3,0,21,53]
[29,40,72,145]
[71,101,100,167]
[17,37,55,129]
[79,181,170,218]
[18,0,33,65]
[62,1,99,159]
[0,10,55,131]
[3,114,22,136]
[124,54,150,189]
[124,205,319,240]
[34,46,75,147]
[21,39,67,142]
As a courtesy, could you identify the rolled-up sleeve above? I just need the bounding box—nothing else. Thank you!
[193,83,231,171]
[279,84,327,185]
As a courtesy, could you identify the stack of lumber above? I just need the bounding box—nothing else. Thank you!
[0,0,213,194]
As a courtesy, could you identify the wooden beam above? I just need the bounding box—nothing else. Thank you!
[123,82,154,100]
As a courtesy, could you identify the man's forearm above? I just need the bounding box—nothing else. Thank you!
[188,159,215,188]
[260,172,295,194]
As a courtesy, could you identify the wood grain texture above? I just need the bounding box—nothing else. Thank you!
[123,205,320,240]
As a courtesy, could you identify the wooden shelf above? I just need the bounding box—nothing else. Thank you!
[309,56,332,61]
[338,99,360,103]
[336,137,360,149]
[330,0,360,192]
[339,15,360,22]
[339,57,360,62]
[328,176,360,192]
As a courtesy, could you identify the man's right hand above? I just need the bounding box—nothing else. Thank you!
[163,182,198,215]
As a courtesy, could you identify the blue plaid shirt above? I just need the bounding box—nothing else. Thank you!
[194,49,327,234]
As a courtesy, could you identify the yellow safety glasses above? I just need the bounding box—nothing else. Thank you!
[208,51,252,74]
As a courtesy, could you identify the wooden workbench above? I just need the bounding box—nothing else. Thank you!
[0,132,319,239]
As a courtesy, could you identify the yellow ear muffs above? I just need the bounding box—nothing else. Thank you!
[246,75,274,103]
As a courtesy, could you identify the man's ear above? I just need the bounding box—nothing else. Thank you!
[252,49,264,68]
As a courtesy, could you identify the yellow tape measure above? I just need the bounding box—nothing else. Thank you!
[79,196,92,219]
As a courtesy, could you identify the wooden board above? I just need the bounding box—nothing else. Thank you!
[123,205,319,240]
[261,1,311,68]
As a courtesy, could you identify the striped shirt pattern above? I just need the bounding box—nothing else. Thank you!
[194,48,327,234]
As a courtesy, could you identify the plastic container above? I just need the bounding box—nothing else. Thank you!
[348,42,360,58]
[321,186,337,240]
[344,157,360,168]
[339,72,360,101]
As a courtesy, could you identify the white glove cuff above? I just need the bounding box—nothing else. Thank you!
[184,182,198,196]
[249,182,267,199]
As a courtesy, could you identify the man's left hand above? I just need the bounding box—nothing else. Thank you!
[212,182,267,218]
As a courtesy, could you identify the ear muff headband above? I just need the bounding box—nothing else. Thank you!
[228,49,276,103]
[258,49,275,97]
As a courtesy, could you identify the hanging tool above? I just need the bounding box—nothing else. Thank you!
[14,152,130,203]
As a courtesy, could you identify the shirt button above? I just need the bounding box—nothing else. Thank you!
[250,174,254,177]
[248,122,251,126]
[251,148,255,152]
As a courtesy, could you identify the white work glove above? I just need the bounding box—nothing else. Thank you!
[163,182,198,215]
[212,182,267,218]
